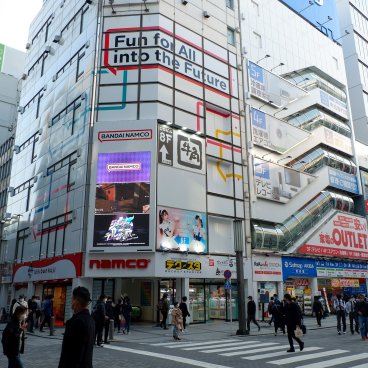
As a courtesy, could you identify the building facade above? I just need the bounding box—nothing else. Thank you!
[241,0,366,318]
[1,0,249,324]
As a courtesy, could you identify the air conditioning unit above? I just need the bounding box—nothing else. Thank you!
[235,27,241,34]
[13,145,20,154]
[81,92,87,100]
[45,46,55,55]
[52,75,57,82]
[25,43,31,50]
[85,40,90,48]
[18,107,25,114]
[33,176,38,183]
[8,187,15,196]
[203,11,210,18]
[53,34,62,43]
[21,73,27,81]
[43,84,47,91]
[38,128,43,135]
[77,148,82,157]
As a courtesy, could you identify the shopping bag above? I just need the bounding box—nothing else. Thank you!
[120,316,126,330]
[301,324,307,335]
[295,326,303,338]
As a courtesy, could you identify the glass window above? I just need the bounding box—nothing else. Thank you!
[226,0,234,10]
[227,28,235,46]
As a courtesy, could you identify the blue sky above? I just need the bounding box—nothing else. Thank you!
[280,0,340,40]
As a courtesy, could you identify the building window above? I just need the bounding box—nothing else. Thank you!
[16,228,29,263]
[227,28,236,46]
[253,31,262,48]
[226,0,234,10]
[39,212,73,259]
[47,151,78,191]
[332,56,339,70]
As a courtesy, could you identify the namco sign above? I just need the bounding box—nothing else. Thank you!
[89,259,150,270]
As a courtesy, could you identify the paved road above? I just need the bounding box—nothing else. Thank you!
[1,321,368,368]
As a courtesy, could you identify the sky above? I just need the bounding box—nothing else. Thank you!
[0,0,43,51]
[280,0,340,40]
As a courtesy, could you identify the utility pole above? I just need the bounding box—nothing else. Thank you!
[234,220,248,335]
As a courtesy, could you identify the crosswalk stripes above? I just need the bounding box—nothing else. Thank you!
[200,342,279,354]
[243,347,322,360]
[296,353,368,368]
[269,349,347,365]
[144,338,368,367]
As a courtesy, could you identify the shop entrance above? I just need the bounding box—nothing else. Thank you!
[43,284,70,326]
[190,279,238,323]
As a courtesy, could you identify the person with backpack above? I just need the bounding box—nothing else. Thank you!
[179,296,190,330]
[346,295,359,335]
[93,294,107,347]
[122,296,133,334]
[158,293,169,330]
[312,296,324,327]
[1,305,27,368]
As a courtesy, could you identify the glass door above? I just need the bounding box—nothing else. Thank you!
[189,284,205,323]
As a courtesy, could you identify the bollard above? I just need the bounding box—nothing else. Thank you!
[50,316,55,336]
[109,319,114,340]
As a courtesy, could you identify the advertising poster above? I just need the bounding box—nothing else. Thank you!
[282,256,317,280]
[252,255,282,281]
[298,213,368,259]
[253,158,313,203]
[251,107,310,153]
[324,127,352,155]
[320,90,348,119]
[157,206,207,253]
[248,61,307,107]
[94,151,151,247]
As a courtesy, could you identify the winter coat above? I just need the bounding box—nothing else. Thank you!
[92,300,106,325]
[179,302,190,318]
[171,307,183,329]
[1,316,25,357]
[58,309,95,368]
[284,301,302,329]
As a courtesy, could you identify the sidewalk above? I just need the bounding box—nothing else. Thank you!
[0,315,337,343]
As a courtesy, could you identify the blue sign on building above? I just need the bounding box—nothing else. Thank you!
[328,168,359,195]
[249,62,264,83]
[251,108,266,129]
[282,256,317,280]
[254,160,270,179]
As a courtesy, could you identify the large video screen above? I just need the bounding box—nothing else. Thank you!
[93,152,150,247]
[157,206,207,253]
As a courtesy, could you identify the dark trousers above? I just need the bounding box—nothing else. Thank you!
[247,314,260,330]
[349,312,359,333]
[160,312,168,329]
[114,315,120,332]
[183,316,187,330]
[274,317,285,334]
[287,326,302,350]
[8,356,24,368]
[95,322,104,345]
[27,312,35,332]
[336,310,346,332]
[316,312,322,326]
[104,319,110,343]
[39,315,51,331]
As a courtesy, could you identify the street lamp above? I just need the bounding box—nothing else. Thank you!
[256,54,271,64]
[270,62,285,72]
[273,107,288,117]
[277,155,292,163]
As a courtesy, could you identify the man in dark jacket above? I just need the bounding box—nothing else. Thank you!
[27,296,37,333]
[312,296,324,327]
[122,296,133,334]
[40,295,53,332]
[2,305,27,368]
[104,297,114,344]
[247,296,260,332]
[93,294,107,347]
[284,293,304,352]
[179,296,190,330]
[159,293,169,330]
[58,287,95,368]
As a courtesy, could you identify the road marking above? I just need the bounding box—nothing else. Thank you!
[221,344,290,357]
[183,341,259,351]
[296,353,368,368]
[201,342,279,354]
[149,339,238,347]
[244,347,322,360]
[104,345,233,368]
[270,349,347,365]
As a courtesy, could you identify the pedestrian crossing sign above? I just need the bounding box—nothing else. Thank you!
[224,279,232,289]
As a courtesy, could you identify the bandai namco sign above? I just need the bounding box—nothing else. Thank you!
[89,259,150,269]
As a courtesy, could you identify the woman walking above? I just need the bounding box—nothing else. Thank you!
[171,301,183,341]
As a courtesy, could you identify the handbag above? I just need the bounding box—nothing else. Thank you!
[295,326,303,338]
[301,324,307,334]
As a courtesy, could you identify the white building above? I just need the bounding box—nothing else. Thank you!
[241,0,367,317]
[1,0,248,324]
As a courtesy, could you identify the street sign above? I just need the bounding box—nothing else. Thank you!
[224,269,232,279]
[158,125,173,166]
[224,279,232,289]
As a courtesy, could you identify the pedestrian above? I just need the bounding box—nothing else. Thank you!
[312,296,324,327]
[27,296,37,333]
[247,296,260,332]
[179,296,190,330]
[104,297,114,344]
[12,296,28,317]
[158,293,169,330]
[1,305,27,368]
[267,297,275,326]
[333,294,346,335]
[122,296,132,334]
[283,293,304,352]
[356,294,368,341]
[93,294,107,347]
[34,296,41,328]
[171,301,183,341]
[271,299,285,336]
[113,299,122,333]
[346,295,359,335]
[58,286,95,368]
[39,295,53,332]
